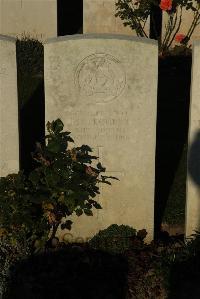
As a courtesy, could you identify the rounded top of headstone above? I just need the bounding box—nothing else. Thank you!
[0,35,16,43]
[44,33,157,46]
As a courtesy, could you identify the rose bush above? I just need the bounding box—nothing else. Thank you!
[0,119,117,252]
[159,0,172,11]
[175,33,186,43]
[115,0,200,55]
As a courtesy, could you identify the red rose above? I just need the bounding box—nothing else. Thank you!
[159,0,172,11]
[175,33,186,43]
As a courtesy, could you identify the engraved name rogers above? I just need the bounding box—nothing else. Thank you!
[75,53,126,103]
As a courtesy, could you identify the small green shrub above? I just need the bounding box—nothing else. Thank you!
[0,119,116,252]
[88,224,147,254]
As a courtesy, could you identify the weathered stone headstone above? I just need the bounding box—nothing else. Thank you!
[84,0,150,37]
[44,34,158,242]
[0,0,57,40]
[186,40,200,237]
[0,35,19,176]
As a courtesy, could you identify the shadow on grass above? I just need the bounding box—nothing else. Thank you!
[168,253,200,299]
[6,247,128,299]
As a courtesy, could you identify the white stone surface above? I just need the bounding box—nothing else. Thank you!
[44,34,158,242]
[0,0,57,40]
[84,0,150,37]
[186,40,200,237]
[0,35,19,176]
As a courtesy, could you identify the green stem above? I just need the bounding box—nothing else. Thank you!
[135,16,148,37]
[162,13,176,51]
[186,10,200,42]
[50,222,59,240]
[162,20,171,47]
[167,7,182,49]
[130,1,148,37]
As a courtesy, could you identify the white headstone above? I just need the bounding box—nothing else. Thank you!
[84,0,150,37]
[0,35,19,176]
[0,0,57,40]
[44,34,158,242]
[186,40,200,237]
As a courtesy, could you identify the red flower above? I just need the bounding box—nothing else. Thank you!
[159,0,172,11]
[175,33,186,43]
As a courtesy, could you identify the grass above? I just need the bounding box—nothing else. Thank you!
[163,144,187,226]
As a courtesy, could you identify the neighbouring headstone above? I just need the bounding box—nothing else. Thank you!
[0,0,57,40]
[44,34,158,242]
[84,0,150,36]
[0,35,19,176]
[186,40,200,237]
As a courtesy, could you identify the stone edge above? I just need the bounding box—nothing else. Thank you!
[193,39,200,47]
[0,34,16,43]
[44,33,157,46]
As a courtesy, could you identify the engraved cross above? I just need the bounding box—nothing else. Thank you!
[94,145,124,192]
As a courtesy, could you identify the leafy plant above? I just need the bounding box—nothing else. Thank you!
[88,224,145,254]
[0,119,117,252]
[115,0,200,55]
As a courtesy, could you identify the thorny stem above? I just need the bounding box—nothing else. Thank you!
[167,7,183,49]
[130,0,148,37]
[50,222,59,240]
[187,9,198,37]
[161,13,176,51]
[162,18,171,47]
[136,16,148,37]
[186,7,200,42]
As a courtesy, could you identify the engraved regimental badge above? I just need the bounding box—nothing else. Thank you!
[75,53,126,104]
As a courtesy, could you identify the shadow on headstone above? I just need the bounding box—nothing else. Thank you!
[6,247,128,299]
[57,0,83,36]
[150,5,162,40]
[154,56,191,238]
[19,81,45,175]
[187,130,200,230]
[188,131,200,187]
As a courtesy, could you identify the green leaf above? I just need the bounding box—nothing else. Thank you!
[105,175,120,181]
[65,197,76,213]
[96,162,106,172]
[75,208,83,216]
[47,139,63,153]
[93,202,102,209]
[61,220,73,230]
[79,145,92,152]
[84,209,93,216]
[29,170,40,185]
[85,203,92,209]
[52,119,64,134]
